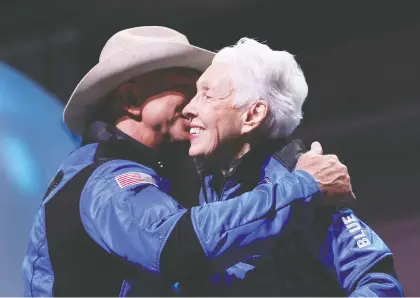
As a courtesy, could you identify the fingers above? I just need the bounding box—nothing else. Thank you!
[310,141,323,155]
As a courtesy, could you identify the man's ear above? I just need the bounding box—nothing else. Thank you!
[116,82,142,118]
[241,100,268,134]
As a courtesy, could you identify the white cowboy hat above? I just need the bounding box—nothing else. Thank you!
[63,26,215,135]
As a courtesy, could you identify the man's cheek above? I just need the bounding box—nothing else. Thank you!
[169,121,187,141]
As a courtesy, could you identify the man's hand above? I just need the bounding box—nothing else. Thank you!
[295,141,356,205]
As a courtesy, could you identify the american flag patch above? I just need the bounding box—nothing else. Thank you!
[115,172,157,188]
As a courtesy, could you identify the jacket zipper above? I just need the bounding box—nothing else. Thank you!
[217,164,236,201]
[217,179,228,201]
[118,280,128,297]
[218,165,235,201]
[201,178,209,204]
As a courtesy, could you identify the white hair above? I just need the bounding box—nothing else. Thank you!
[213,38,308,138]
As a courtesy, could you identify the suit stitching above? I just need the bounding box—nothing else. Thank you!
[30,233,47,296]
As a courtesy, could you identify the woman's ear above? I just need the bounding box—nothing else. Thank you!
[116,82,142,117]
[240,100,268,134]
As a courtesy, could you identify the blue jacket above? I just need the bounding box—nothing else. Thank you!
[22,122,321,296]
[182,141,403,297]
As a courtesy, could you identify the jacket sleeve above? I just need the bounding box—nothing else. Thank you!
[306,207,404,297]
[79,164,319,281]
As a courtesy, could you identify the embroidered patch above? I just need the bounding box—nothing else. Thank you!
[115,172,157,188]
[342,214,371,249]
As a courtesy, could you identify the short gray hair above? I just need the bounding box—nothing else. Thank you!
[213,38,308,138]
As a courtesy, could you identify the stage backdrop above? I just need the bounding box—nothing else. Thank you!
[0,62,79,296]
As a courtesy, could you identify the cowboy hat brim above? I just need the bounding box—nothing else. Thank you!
[64,40,215,135]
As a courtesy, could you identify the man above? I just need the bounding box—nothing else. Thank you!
[23,27,354,297]
[181,38,403,296]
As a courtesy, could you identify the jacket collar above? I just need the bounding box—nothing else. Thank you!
[195,139,287,179]
[227,139,287,179]
[82,121,168,176]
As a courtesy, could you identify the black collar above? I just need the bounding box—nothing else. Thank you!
[228,139,287,178]
[195,139,287,179]
[82,121,168,176]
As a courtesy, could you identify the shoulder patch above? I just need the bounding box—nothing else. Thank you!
[115,172,157,188]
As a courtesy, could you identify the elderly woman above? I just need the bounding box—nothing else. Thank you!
[182,38,403,297]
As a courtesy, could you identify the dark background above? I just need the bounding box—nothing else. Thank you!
[1,1,419,295]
